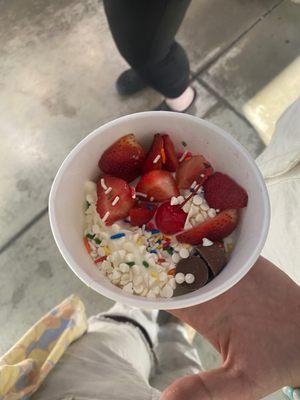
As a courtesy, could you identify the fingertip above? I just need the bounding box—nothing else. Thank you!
[160,375,201,400]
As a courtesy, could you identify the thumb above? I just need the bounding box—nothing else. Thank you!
[160,367,253,400]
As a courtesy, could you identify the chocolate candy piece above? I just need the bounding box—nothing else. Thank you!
[196,244,227,276]
[174,256,209,296]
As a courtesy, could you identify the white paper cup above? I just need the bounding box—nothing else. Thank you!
[49,111,270,310]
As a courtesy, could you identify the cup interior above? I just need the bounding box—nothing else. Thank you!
[49,111,270,309]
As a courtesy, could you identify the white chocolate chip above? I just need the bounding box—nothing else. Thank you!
[147,290,156,298]
[97,247,106,257]
[202,238,214,247]
[128,270,133,281]
[133,275,143,286]
[107,273,113,281]
[92,224,101,234]
[184,220,193,230]
[132,233,140,242]
[172,252,180,264]
[185,273,195,284]
[159,272,168,282]
[200,203,209,211]
[139,245,146,254]
[168,277,176,290]
[119,263,129,273]
[208,208,216,218]
[132,265,141,275]
[192,195,203,206]
[179,248,189,259]
[177,196,185,204]
[111,224,120,233]
[182,202,191,213]
[152,285,160,295]
[175,272,185,284]
[134,285,144,294]
[159,262,169,269]
[161,285,173,298]
[102,260,111,270]
[122,283,133,294]
[125,253,134,262]
[195,213,205,223]
[117,250,126,259]
[189,204,199,217]
[148,258,157,267]
[121,274,130,286]
[124,242,136,252]
[99,231,109,240]
[110,252,118,263]
[201,210,208,219]
[170,196,179,206]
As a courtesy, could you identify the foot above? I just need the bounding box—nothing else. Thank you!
[166,86,196,112]
[116,69,148,96]
[155,87,197,113]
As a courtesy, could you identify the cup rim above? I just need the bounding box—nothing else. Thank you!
[49,111,270,309]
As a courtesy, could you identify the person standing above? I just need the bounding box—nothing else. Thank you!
[103,0,196,112]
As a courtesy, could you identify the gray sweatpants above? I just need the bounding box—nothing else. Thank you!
[32,303,202,400]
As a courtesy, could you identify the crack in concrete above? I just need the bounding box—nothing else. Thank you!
[191,0,284,79]
[195,77,255,129]
[0,207,48,255]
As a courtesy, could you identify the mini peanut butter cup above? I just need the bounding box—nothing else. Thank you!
[196,243,227,276]
[174,256,209,296]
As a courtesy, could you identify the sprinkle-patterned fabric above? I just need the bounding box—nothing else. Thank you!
[283,386,300,400]
[0,295,87,400]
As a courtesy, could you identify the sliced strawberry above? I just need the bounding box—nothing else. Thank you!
[176,155,213,189]
[129,203,157,227]
[98,134,145,182]
[176,209,238,245]
[162,134,178,172]
[155,202,187,234]
[203,172,248,210]
[136,170,179,202]
[142,134,164,174]
[96,175,135,225]
[145,221,156,231]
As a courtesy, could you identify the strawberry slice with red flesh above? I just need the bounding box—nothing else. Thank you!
[176,155,213,189]
[176,209,239,245]
[155,202,187,234]
[203,172,248,210]
[129,203,157,227]
[98,134,145,182]
[136,170,179,202]
[162,134,178,172]
[96,175,135,225]
[142,133,164,174]
[145,221,156,231]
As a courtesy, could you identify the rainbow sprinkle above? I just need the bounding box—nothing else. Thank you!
[110,233,125,240]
